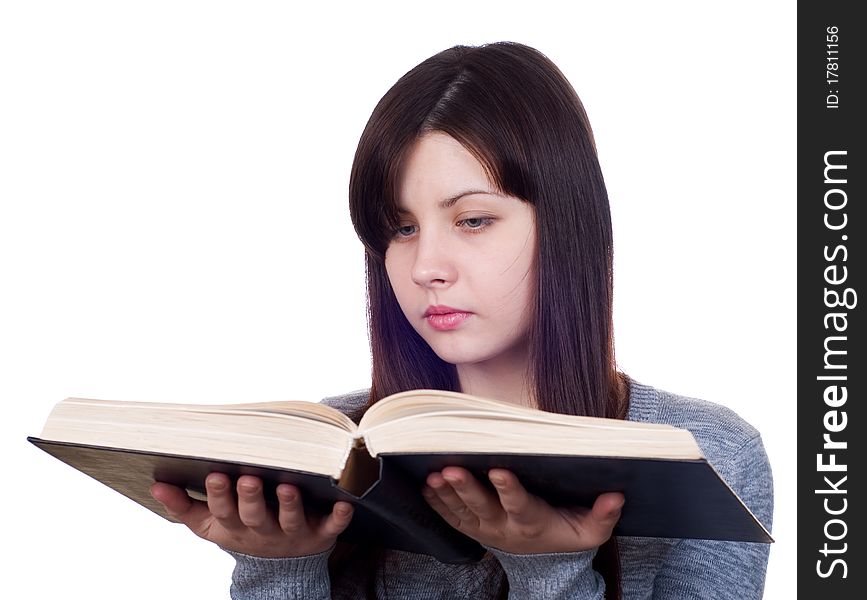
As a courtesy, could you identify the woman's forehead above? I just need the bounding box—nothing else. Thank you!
[397,134,499,203]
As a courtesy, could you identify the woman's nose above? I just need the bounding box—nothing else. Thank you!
[411,232,457,288]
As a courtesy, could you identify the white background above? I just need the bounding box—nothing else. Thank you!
[1,1,795,598]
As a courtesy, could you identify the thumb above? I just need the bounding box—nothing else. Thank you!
[587,492,625,535]
[150,482,211,534]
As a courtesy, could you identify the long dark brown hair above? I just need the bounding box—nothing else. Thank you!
[331,41,629,599]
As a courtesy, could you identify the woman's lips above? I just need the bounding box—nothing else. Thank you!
[426,311,472,331]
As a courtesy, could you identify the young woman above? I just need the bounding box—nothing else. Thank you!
[151,42,773,599]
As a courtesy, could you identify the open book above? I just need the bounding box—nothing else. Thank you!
[28,389,772,563]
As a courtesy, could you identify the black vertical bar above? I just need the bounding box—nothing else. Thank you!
[798,1,865,596]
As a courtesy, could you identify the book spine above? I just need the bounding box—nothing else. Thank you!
[347,456,485,564]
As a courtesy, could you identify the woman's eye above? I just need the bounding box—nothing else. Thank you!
[458,217,494,231]
[394,224,417,238]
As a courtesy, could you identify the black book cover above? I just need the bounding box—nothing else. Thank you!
[27,437,484,563]
[29,436,771,565]
[389,452,772,543]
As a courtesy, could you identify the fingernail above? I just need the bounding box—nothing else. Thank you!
[489,474,506,486]
[206,477,226,491]
[337,504,352,516]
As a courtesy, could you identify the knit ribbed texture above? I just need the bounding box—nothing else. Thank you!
[228,547,332,599]
[227,378,773,599]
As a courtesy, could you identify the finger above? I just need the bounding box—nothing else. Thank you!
[236,475,274,532]
[150,482,214,535]
[589,492,625,531]
[422,484,462,529]
[440,467,501,521]
[319,501,354,539]
[150,482,194,516]
[427,471,478,527]
[275,483,307,534]
[487,469,540,522]
[204,473,244,531]
[564,492,624,546]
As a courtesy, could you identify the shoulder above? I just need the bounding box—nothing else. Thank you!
[319,388,370,425]
[626,377,762,465]
[626,377,774,530]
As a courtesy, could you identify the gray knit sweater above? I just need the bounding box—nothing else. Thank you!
[227,379,773,599]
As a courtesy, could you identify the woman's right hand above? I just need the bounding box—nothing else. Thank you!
[150,472,354,558]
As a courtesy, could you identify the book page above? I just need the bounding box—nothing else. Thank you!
[360,389,674,431]
[190,400,358,432]
[359,390,702,460]
[40,398,358,478]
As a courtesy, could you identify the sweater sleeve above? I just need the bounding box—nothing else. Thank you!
[649,434,774,599]
[225,546,334,600]
[485,547,604,599]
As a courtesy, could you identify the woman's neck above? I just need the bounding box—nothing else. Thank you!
[456,347,535,409]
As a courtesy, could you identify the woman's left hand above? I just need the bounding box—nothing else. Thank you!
[422,466,624,555]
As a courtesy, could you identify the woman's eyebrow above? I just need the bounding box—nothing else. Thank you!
[438,189,500,208]
[397,189,502,214]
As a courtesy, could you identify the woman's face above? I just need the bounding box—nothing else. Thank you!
[385,132,537,370]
